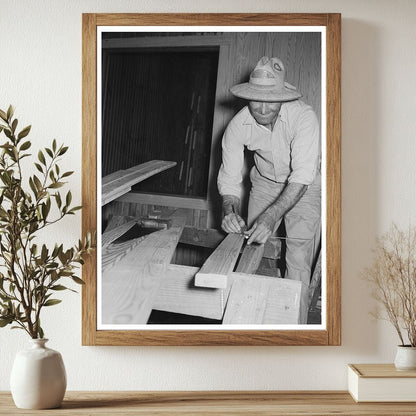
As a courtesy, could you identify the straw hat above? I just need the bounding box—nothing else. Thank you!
[230,56,302,102]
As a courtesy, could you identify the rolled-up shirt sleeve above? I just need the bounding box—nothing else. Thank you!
[217,117,247,198]
[287,106,320,185]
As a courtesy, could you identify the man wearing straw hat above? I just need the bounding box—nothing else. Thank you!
[218,56,321,289]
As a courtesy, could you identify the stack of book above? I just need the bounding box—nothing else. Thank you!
[348,364,416,402]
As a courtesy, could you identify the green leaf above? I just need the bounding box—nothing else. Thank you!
[6,105,14,122]
[41,244,48,262]
[11,119,18,133]
[45,147,53,158]
[33,175,43,192]
[69,206,82,212]
[38,325,44,339]
[38,150,46,165]
[58,146,68,156]
[19,140,31,151]
[34,162,43,173]
[52,139,57,152]
[17,125,31,140]
[19,153,30,160]
[48,182,64,189]
[50,284,68,291]
[65,190,72,207]
[55,192,62,208]
[61,171,74,178]
[29,177,38,197]
[41,202,50,220]
[0,109,7,121]
[4,129,12,140]
[43,299,62,307]
[72,276,85,285]
[0,317,13,327]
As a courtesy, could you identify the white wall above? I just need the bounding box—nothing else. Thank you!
[1,0,415,391]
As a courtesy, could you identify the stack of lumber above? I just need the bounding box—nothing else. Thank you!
[101,218,308,325]
[102,160,176,205]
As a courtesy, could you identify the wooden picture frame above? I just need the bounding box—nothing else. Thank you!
[82,13,341,346]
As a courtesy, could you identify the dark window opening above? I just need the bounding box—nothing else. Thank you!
[102,47,219,198]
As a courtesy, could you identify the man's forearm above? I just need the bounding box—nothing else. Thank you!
[246,182,307,245]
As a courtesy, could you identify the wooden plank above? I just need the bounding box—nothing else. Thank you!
[223,272,308,325]
[235,243,265,274]
[102,160,176,187]
[180,226,280,260]
[102,160,176,205]
[153,264,226,320]
[101,219,137,247]
[101,221,184,325]
[102,237,146,272]
[103,184,132,205]
[155,266,305,323]
[118,192,212,211]
[194,234,245,289]
[4,390,416,415]
[104,215,135,232]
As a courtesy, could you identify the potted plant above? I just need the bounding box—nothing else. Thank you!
[0,106,95,408]
[362,223,416,370]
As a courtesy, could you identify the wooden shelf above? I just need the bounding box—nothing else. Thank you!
[1,391,415,415]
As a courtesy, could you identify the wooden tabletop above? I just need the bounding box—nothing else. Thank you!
[1,391,416,415]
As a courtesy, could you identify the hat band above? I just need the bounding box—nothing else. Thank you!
[249,76,276,87]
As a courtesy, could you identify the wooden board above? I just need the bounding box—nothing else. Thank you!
[101,219,137,247]
[194,233,245,289]
[101,221,185,325]
[176,226,281,260]
[101,237,146,272]
[155,265,306,324]
[102,160,176,205]
[235,243,265,274]
[153,264,227,320]
[223,272,307,325]
[4,390,416,415]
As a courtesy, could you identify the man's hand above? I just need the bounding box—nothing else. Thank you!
[246,210,276,245]
[222,212,246,234]
[221,194,246,234]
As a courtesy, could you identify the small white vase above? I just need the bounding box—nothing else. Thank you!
[394,345,416,371]
[10,339,67,409]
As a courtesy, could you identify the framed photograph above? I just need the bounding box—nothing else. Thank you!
[82,13,341,346]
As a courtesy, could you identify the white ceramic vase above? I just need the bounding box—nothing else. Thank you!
[394,345,416,371]
[10,339,67,409]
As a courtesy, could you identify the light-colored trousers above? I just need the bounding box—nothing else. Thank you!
[247,167,321,286]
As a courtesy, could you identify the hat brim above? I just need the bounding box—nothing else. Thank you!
[230,82,302,102]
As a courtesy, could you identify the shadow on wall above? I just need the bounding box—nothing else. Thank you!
[340,19,382,356]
